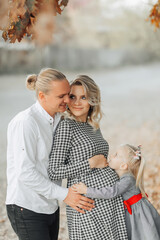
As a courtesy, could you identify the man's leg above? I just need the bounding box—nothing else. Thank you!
[49,208,60,240]
[6,205,59,240]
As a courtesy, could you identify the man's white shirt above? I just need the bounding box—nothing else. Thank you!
[6,101,68,214]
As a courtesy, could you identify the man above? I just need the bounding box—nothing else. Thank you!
[6,69,100,240]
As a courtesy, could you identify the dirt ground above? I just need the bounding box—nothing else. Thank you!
[0,62,160,240]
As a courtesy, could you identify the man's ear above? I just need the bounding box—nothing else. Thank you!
[39,91,46,102]
[120,162,128,170]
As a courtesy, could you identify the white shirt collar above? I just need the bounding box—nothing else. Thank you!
[35,100,61,124]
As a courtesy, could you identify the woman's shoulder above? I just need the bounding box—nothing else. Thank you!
[57,117,77,130]
[59,117,99,131]
[60,117,76,124]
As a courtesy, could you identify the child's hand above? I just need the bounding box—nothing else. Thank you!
[72,182,87,194]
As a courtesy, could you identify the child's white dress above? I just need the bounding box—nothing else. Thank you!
[86,173,160,240]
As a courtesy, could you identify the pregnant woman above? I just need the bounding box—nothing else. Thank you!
[48,75,128,240]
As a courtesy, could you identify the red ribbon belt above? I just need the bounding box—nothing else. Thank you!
[123,193,143,215]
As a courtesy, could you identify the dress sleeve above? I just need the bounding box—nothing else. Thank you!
[48,120,91,181]
[86,176,134,199]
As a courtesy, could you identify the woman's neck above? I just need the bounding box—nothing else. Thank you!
[75,116,87,123]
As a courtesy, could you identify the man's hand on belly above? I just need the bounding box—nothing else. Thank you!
[63,187,95,214]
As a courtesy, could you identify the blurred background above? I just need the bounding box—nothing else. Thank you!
[0,0,160,239]
[0,0,160,73]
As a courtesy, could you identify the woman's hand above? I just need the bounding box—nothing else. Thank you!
[88,154,108,169]
[72,182,87,194]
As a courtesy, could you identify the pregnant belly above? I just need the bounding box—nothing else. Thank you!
[67,166,125,233]
[67,166,124,231]
[67,166,119,188]
[81,166,119,188]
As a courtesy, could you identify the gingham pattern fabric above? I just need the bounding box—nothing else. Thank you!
[49,119,128,240]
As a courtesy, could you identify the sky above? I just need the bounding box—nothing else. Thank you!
[98,0,157,18]
[100,0,157,9]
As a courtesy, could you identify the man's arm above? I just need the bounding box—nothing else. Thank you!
[9,118,94,213]
[9,118,68,201]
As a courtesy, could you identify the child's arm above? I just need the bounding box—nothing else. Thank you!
[72,176,135,199]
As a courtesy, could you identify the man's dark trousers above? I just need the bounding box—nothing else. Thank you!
[6,204,59,240]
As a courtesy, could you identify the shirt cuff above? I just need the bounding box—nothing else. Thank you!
[56,187,69,201]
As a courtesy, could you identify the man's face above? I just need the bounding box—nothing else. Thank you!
[40,79,70,116]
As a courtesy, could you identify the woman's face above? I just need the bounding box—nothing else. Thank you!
[68,85,90,122]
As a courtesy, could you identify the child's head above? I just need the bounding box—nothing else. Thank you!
[108,145,129,172]
[109,144,146,196]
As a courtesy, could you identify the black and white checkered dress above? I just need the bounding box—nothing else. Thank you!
[48,118,128,240]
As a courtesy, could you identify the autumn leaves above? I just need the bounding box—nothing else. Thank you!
[148,1,160,30]
[0,0,160,46]
[0,0,68,45]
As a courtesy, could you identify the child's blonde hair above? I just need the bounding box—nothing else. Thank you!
[122,144,146,198]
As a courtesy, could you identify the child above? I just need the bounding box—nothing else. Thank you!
[72,144,160,240]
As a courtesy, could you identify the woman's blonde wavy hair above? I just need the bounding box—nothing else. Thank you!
[66,75,102,129]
